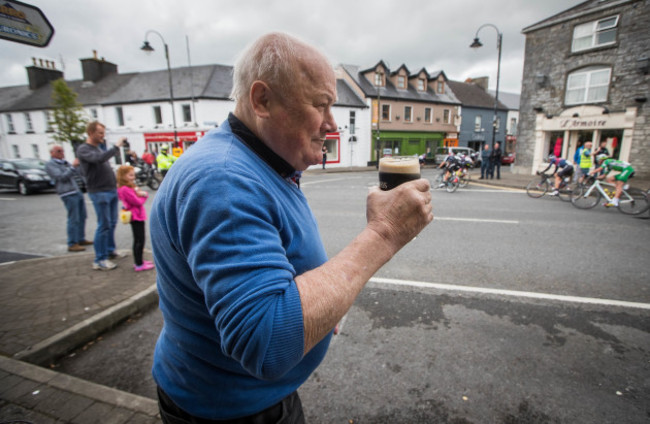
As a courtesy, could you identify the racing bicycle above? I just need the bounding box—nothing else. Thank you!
[570,175,649,215]
[526,171,573,201]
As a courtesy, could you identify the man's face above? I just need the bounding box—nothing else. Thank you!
[260,53,337,171]
[51,146,64,160]
[89,126,105,145]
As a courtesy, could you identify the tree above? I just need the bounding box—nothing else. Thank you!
[49,78,87,155]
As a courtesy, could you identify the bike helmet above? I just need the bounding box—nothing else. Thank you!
[547,154,556,163]
[596,154,608,162]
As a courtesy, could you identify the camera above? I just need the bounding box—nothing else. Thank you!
[122,138,130,149]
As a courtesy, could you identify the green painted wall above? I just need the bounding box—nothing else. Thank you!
[371,130,445,161]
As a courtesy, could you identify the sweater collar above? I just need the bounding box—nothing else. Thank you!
[228,113,296,179]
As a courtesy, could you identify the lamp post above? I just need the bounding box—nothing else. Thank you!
[470,23,502,149]
[141,30,178,145]
[374,70,383,169]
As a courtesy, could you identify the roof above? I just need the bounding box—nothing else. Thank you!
[447,80,509,111]
[339,64,461,106]
[522,0,636,33]
[0,63,366,112]
[488,90,520,110]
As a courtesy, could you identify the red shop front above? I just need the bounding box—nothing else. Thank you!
[144,131,207,157]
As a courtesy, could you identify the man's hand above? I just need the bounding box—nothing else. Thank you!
[365,179,433,257]
[115,137,127,148]
[72,158,80,167]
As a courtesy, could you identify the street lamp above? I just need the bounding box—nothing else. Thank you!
[374,70,383,169]
[470,23,502,149]
[141,30,178,144]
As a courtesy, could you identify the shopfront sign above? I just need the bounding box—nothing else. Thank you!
[558,118,609,129]
[144,131,206,143]
[0,1,54,47]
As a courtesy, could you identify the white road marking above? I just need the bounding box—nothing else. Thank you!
[301,177,356,186]
[435,217,519,224]
[370,277,650,311]
[0,197,16,201]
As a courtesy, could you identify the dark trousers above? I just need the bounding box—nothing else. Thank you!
[493,161,501,179]
[130,220,145,266]
[157,387,305,424]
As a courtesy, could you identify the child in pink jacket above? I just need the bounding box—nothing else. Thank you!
[117,165,154,272]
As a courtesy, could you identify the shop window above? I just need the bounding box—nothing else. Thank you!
[565,67,611,105]
[572,16,618,52]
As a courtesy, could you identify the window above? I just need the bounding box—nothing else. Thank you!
[116,106,125,126]
[397,76,406,89]
[424,108,432,123]
[374,72,383,86]
[572,16,618,52]
[509,117,517,135]
[381,104,391,121]
[404,106,412,122]
[12,145,20,158]
[182,104,192,123]
[24,113,34,133]
[443,109,451,124]
[565,67,611,105]
[31,144,39,158]
[437,81,444,94]
[44,111,53,132]
[494,116,500,131]
[90,108,98,119]
[153,106,163,125]
[6,114,15,133]
[474,115,482,132]
[349,111,356,135]
[417,79,425,91]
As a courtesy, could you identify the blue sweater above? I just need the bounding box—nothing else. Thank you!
[150,119,331,420]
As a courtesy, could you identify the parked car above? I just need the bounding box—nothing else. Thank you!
[502,152,516,165]
[0,158,54,195]
[434,146,480,167]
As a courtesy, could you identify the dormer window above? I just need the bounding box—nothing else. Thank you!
[374,71,384,86]
[397,76,406,89]
[417,79,425,91]
[572,15,618,52]
[437,81,444,94]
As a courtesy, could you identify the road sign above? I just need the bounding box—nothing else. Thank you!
[0,0,54,47]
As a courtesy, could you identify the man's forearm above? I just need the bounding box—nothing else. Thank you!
[295,227,395,354]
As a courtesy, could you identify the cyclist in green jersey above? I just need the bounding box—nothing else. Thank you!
[590,154,635,207]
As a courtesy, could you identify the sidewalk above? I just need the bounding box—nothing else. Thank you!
[0,251,162,423]
[1,166,647,422]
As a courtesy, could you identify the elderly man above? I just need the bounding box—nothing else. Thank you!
[45,144,92,252]
[150,32,433,423]
[76,122,126,271]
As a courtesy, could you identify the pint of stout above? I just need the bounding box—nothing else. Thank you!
[378,156,420,190]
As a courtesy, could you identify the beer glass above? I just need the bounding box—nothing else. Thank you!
[378,156,420,190]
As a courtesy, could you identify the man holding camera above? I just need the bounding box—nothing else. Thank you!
[76,121,126,271]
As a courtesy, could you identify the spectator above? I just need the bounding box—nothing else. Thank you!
[156,145,176,178]
[150,32,433,422]
[480,143,490,179]
[76,121,126,271]
[45,144,92,252]
[489,141,502,179]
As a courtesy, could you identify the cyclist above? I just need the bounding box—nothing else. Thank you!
[590,154,635,207]
[542,154,574,196]
[438,150,460,188]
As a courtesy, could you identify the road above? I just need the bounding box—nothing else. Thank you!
[2,169,649,423]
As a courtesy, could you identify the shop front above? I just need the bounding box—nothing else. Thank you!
[144,130,207,157]
[531,105,638,172]
[370,130,446,163]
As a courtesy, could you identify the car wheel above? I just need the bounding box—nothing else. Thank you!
[18,180,30,196]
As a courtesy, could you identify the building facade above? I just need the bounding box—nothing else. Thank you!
[338,62,461,164]
[517,0,649,177]
[0,53,369,169]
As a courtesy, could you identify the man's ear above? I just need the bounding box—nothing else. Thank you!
[249,81,272,118]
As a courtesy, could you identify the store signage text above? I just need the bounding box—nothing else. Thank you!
[559,118,608,129]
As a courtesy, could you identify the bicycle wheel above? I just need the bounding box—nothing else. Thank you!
[526,179,549,198]
[558,182,576,202]
[571,184,601,209]
[458,172,470,188]
[617,188,650,215]
[446,178,459,193]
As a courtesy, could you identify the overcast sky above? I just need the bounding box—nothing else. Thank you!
[2,0,585,94]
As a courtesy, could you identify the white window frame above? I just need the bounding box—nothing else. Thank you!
[24,113,34,133]
[349,111,356,135]
[374,72,383,86]
[182,104,192,123]
[572,15,618,52]
[437,81,444,94]
[565,67,611,105]
[116,106,125,127]
[153,106,163,125]
[424,107,432,123]
[44,111,53,132]
[417,79,425,91]
[443,109,451,124]
[6,114,15,133]
[474,115,482,132]
[32,144,39,158]
[397,76,406,89]
[381,104,391,121]
[404,106,412,122]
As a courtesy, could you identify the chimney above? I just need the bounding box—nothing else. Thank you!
[468,76,489,91]
[26,57,64,90]
[80,51,118,83]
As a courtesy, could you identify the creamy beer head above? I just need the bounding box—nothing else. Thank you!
[378,156,420,190]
